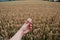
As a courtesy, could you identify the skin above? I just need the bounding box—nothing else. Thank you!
[10,19,32,40]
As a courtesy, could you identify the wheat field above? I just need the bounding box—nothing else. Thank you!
[0,1,60,40]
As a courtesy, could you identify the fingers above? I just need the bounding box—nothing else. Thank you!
[20,18,32,35]
[25,18,32,24]
[21,18,32,30]
[23,24,32,35]
[27,23,32,30]
[25,20,32,24]
[25,18,32,30]
[22,22,32,32]
[25,18,32,29]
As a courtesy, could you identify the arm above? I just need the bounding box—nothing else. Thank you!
[10,29,23,40]
[10,18,32,40]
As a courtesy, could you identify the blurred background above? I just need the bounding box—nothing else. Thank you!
[0,0,60,2]
[0,0,60,40]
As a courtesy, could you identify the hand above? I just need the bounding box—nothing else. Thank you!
[10,18,32,40]
[20,18,32,35]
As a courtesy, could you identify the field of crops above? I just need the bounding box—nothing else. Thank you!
[0,1,60,40]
